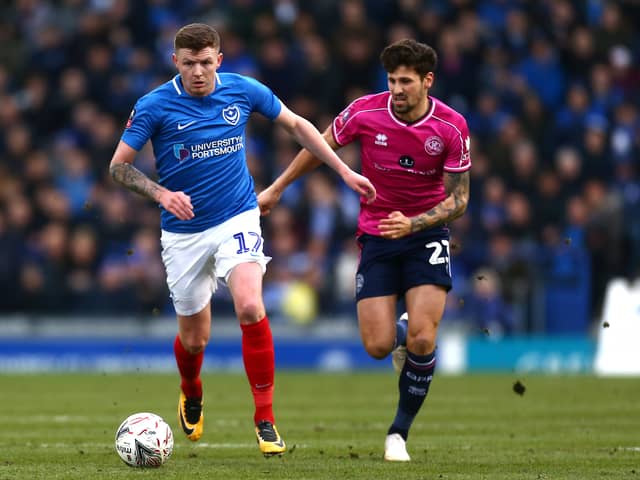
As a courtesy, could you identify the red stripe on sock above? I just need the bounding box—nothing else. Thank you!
[174,335,203,398]
[241,316,275,425]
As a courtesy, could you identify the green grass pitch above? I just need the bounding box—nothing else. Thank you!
[0,372,638,479]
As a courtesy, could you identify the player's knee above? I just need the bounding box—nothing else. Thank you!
[407,335,435,356]
[182,337,208,354]
[363,339,392,359]
[234,298,265,324]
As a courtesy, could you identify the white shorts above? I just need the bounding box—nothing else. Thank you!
[160,208,270,316]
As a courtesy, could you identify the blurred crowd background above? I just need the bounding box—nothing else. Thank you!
[0,0,638,336]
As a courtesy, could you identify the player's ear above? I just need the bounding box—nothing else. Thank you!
[172,52,178,69]
[424,71,434,89]
[216,52,224,68]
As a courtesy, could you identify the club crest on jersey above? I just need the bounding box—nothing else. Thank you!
[424,135,444,155]
[222,105,240,125]
[173,144,190,162]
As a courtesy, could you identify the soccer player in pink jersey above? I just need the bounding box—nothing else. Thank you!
[258,39,471,461]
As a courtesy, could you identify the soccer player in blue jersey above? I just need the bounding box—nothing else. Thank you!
[109,23,376,456]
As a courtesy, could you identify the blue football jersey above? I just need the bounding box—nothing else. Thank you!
[121,72,282,233]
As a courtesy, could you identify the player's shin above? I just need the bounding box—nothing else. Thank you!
[241,316,275,425]
[174,335,203,398]
[389,349,436,440]
[174,335,205,441]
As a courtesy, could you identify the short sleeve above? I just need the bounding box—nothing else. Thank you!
[332,98,365,146]
[121,95,156,151]
[244,76,282,120]
[443,115,471,173]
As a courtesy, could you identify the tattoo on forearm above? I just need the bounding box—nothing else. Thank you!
[410,171,470,232]
[110,163,162,201]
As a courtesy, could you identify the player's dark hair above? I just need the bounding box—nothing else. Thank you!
[174,23,220,51]
[380,39,437,77]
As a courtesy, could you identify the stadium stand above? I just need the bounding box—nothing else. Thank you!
[0,0,638,336]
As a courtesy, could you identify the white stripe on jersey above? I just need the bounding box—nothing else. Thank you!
[385,95,436,127]
[171,76,181,95]
[171,73,222,95]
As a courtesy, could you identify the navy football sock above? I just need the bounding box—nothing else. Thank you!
[388,349,436,440]
[393,316,408,349]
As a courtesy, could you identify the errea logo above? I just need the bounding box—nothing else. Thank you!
[375,133,388,146]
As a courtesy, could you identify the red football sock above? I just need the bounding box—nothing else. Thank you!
[241,316,275,425]
[174,335,203,398]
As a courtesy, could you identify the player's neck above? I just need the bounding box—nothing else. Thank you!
[395,96,431,124]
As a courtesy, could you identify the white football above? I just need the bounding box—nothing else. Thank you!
[115,412,173,468]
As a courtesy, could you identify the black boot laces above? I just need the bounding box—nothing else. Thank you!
[184,397,202,424]
[257,421,277,441]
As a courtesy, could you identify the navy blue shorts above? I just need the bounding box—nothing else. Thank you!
[355,228,452,301]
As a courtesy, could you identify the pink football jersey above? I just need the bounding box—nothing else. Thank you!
[332,92,471,236]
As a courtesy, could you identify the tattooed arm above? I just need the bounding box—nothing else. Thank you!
[410,171,470,232]
[109,140,194,221]
[378,171,470,239]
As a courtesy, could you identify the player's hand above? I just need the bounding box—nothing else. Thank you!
[257,186,282,216]
[378,211,412,239]
[342,170,376,204]
[158,190,194,221]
